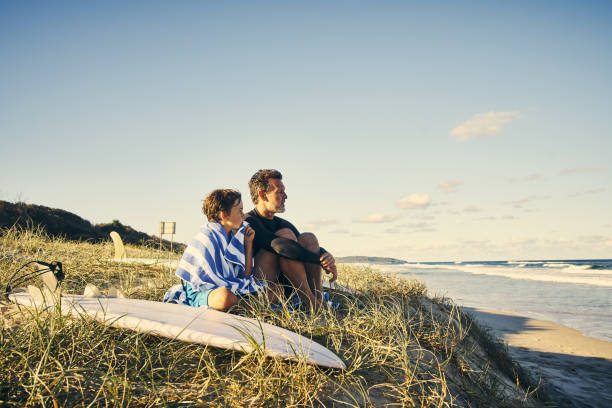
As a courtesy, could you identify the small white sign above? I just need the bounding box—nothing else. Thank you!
[159,221,176,235]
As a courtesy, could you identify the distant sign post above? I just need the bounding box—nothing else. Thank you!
[159,221,176,252]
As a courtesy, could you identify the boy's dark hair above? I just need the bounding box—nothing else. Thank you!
[249,169,283,204]
[202,189,242,222]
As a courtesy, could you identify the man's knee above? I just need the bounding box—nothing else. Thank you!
[298,232,319,252]
[276,228,297,241]
[208,287,238,311]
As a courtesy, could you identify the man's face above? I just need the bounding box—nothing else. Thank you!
[263,178,287,213]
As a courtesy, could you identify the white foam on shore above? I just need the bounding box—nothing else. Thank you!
[459,264,612,287]
[378,263,612,342]
[377,262,612,287]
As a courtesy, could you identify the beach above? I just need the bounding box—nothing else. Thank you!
[465,307,612,408]
[374,260,612,407]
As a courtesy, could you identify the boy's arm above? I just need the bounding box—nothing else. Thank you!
[241,225,255,277]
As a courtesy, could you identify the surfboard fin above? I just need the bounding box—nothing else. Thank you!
[108,287,126,298]
[110,231,128,260]
[83,284,101,297]
[36,262,63,296]
[4,261,64,300]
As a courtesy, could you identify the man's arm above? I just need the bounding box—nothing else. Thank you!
[275,218,337,281]
[247,216,321,264]
[275,217,338,282]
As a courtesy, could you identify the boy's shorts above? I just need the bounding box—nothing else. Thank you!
[185,283,261,308]
[184,283,214,307]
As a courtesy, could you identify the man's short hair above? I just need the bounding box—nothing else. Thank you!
[249,169,283,204]
[202,189,241,222]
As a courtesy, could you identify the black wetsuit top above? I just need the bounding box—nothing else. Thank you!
[245,209,326,264]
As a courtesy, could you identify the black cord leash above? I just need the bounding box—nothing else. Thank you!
[4,261,64,299]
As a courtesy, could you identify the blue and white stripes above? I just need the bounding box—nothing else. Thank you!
[164,221,267,306]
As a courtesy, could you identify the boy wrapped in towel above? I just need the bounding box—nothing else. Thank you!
[163,189,270,311]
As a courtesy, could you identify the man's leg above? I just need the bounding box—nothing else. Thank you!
[297,232,323,303]
[254,249,280,282]
[253,250,284,305]
[272,228,322,311]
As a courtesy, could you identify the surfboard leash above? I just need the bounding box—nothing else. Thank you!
[4,260,64,299]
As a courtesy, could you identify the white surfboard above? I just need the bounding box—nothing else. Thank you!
[9,292,345,369]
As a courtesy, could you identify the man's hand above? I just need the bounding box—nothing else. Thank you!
[244,225,255,246]
[320,252,337,283]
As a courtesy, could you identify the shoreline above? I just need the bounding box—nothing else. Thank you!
[464,307,612,408]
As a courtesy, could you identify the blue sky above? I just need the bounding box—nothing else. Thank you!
[1,1,611,261]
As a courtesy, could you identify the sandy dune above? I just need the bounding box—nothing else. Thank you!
[465,307,612,408]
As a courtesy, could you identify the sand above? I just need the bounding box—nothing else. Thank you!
[464,307,612,408]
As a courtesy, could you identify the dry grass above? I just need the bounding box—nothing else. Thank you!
[1,226,545,407]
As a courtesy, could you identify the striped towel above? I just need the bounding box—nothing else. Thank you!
[163,221,267,305]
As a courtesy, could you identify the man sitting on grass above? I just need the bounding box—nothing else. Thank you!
[245,169,338,312]
[164,189,273,311]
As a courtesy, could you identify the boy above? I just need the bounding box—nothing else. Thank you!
[164,189,268,311]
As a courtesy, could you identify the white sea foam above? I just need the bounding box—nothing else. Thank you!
[542,262,575,268]
[458,265,612,287]
[386,262,612,341]
[471,268,611,286]
[386,262,612,286]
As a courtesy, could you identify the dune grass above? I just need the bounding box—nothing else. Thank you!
[0,226,545,407]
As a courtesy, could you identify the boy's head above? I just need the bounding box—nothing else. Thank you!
[249,169,283,204]
[202,189,242,222]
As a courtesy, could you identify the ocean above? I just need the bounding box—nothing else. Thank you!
[372,259,612,342]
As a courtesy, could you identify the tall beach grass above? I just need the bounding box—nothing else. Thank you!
[1,226,546,407]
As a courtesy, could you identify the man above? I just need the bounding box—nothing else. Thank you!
[245,169,337,311]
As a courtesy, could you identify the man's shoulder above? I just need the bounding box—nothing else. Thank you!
[245,209,262,224]
[245,210,294,229]
[245,209,285,222]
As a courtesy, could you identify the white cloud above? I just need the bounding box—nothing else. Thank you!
[355,213,400,223]
[330,228,350,234]
[505,195,550,208]
[568,188,605,198]
[605,240,612,247]
[450,111,521,142]
[463,206,482,213]
[438,179,463,193]
[559,167,607,175]
[398,194,432,209]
